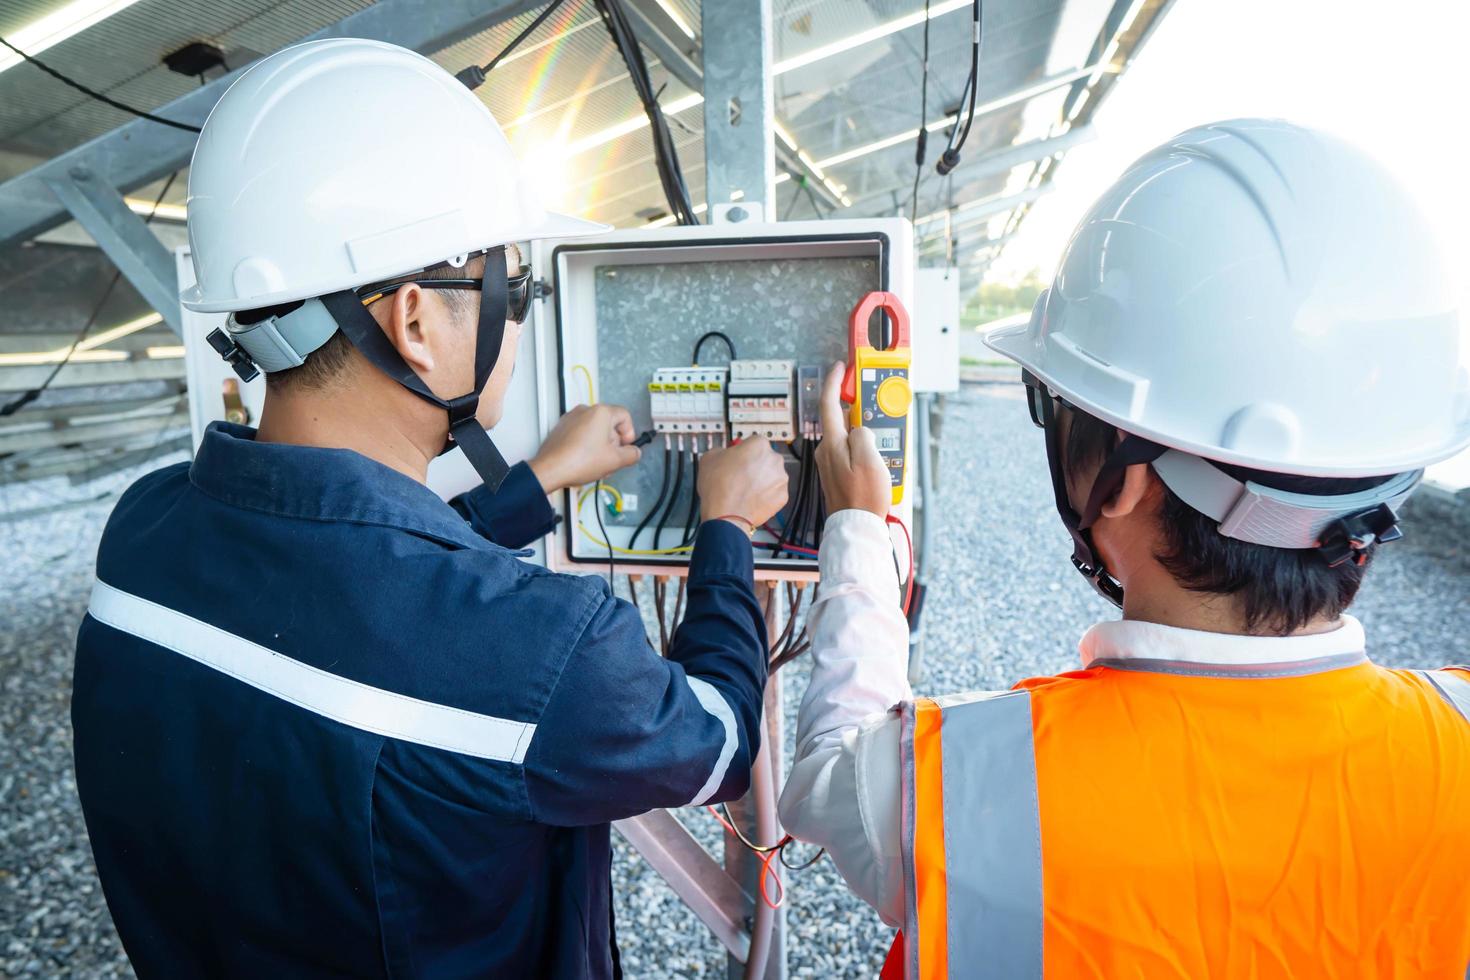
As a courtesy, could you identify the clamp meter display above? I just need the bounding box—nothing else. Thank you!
[841,291,912,505]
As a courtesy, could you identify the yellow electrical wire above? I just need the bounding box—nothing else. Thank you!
[566,364,688,556]
[571,364,597,405]
[575,484,694,557]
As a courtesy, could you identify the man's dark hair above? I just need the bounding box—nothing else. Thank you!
[1064,409,1393,634]
[244,255,490,392]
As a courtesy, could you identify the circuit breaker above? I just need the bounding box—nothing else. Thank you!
[727,359,797,442]
[649,367,728,439]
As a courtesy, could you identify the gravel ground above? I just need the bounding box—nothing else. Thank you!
[3,385,1468,978]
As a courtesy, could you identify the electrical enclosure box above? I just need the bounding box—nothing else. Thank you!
[911,267,961,393]
[534,219,914,579]
[179,220,918,582]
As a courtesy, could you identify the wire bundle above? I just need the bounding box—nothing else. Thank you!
[768,440,824,559]
[592,0,699,226]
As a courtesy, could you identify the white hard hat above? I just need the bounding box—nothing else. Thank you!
[182,37,606,313]
[986,118,1470,479]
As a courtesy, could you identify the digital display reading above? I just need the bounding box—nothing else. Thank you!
[872,426,902,452]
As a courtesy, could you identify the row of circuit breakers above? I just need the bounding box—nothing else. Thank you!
[648,361,824,443]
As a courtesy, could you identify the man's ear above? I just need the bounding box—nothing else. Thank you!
[1100,461,1157,520]
[382,284,434,373]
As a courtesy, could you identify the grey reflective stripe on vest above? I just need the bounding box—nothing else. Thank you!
[899,701,922,980]
[1419,668,1470,724]
[900,692,1044,978]
[87,579,537,762]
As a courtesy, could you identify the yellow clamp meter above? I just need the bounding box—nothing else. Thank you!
[841,291,912,505]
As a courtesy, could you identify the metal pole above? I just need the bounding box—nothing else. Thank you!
[701,0,775,223]
[723,585,786,979]
[909,392,936,684]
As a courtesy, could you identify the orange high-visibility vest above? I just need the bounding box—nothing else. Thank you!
[884,659,1470,979]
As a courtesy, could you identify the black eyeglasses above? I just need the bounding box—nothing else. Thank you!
[356,268,534,323]
[1022,369,1057,430]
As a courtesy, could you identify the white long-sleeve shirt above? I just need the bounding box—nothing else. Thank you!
[778,509,912,926]
[779,510,1371,927]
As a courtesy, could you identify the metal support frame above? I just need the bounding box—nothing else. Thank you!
[845,125,1095,214]
[613,810,751,962]
[625,0,838,212]
[907,392,937,683]
[0,0,545,250]
[724,588,785,979]
[44,169,184,336]
[701,0,776,223]
[611,586,788,980]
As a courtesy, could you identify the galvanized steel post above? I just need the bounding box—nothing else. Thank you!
[701,0,776,224]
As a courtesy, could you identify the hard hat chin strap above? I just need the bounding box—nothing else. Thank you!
[319,245,512,493]
[1037,390,1166,607]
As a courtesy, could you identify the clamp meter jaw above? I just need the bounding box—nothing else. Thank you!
[841,291,912,505]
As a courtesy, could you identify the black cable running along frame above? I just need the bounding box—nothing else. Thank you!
[550,232,890,571]
[934,0,983,177]
[591,0,699,226]
[1,171,183,417]
[457,0,697,225]
[0,35,203,132]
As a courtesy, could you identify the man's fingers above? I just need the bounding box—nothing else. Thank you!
[820,361,850,442]
[616,444,642,467]
[607,405,636,444]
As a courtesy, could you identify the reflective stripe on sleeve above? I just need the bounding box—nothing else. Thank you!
[86,578,537,763]
[936,690,1043,978]
[683,675,738,806]
[1422,668,1470,724]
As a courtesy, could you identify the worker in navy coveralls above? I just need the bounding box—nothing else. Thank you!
[72,38,789,979]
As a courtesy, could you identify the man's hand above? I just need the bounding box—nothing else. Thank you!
[529,404,641,493]
[698,437,789,532]
[816,361,891,518]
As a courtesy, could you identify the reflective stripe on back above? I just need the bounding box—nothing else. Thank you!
[87,578,537,763]
[938,691,1043,978]
[900,692,1043,978]
[1420,667,1470,724]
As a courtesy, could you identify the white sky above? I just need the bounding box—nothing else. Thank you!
[990,0,1470,325]
[988,0,1470,486]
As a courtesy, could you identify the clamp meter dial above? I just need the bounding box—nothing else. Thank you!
[840,291,912,505]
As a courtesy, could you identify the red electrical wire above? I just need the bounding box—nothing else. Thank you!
[887,514,915,616]
[706,805,791,910]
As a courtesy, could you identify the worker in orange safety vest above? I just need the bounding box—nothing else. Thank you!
[779,119,1470,978]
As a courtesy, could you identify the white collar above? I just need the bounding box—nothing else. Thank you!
[1079,615,1366,670]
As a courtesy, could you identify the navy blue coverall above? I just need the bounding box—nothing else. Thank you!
[72,422,768,978]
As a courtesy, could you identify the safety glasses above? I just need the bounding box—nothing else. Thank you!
[357,268,534,323]
[1022,368,1059,430]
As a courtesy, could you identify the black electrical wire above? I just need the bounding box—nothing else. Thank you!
[773,441,810,557]
[652,448,686,551]
[2,170,181,418]
[629,442,672,550]
[0,36,202,132]
[691,331,738,365]
[935,0,982,176]
[593,0,698,225]
[671,578,685,634]
[910,0,933,221]
[680,453,701,546]
[779,842,826,871]
[456,0,571,89]
[653,577,669,653]
[593,483,616,588]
